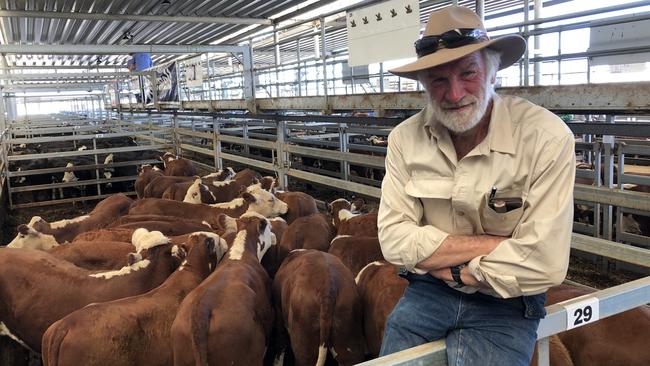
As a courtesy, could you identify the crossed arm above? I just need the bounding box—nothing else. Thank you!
[416,234,506,288]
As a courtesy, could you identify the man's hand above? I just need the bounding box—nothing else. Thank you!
[416,234,507,271]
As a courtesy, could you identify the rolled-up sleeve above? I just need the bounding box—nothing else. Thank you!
[378,129,449,273]
[468,133,575,298]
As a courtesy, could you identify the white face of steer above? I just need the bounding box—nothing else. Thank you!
[245,185,288,218]
[7,225,59,250]
[257,218,276,261]
[183,179,204,204]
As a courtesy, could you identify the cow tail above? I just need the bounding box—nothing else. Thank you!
[190,298,211,366]
[42,322,68,366]
[317,258,337,366]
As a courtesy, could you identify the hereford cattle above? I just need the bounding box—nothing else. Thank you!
[161,179,212,203]
[271,213,336,277]
[202,167,236,182]
[260,217,289,278]
[135,165,164,199]
[47,240,135,270]
[42,232,228,366]
[170,213,275,366]
[205,179,249,203]
[546,284,650,366]
[7,193,133,248]
[109,214,215,229]
[275,191,319,225]
[334,212,378,238]
[272,250,365,366]
[160,152,197,177]
[112,220,216,237]
[328,198,377,236]
[73,228,135,243]
[0,230,178,352]
[260,175,278,191]
[143,175,196,198]
[328,235,384,276]
[355,261,408,358]
[233,167,262,187]
[128,184,288,222]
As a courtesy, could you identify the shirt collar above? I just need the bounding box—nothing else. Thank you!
[422,93,516,155]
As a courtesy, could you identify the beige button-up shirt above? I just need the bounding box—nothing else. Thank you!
[378,94,575,298]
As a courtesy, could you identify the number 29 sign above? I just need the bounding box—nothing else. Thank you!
[563,296,600,330]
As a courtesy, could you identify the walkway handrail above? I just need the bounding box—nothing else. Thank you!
[356,276,650,366]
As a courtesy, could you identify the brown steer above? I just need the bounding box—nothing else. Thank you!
[272,250,365,366]
[42,232,228,366]
[170,213,275,366]
[0,231,178,352]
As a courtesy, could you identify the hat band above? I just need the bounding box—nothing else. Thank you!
[414,28,489,58]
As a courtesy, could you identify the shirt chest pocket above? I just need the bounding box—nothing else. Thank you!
[480,190,525,236]
[404,177,455,200]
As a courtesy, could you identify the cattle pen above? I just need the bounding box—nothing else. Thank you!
[1,1,650,366]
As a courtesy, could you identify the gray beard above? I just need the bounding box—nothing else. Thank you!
[428,85,494,133]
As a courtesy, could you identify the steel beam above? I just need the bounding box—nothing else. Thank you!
[0,44,247,55]
[0,10,271,26]
[0,72,130,80]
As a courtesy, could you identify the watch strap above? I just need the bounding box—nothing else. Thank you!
[450,264,466,288]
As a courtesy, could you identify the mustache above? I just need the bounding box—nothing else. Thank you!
[439,95,478,109]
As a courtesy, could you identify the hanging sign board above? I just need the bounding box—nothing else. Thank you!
[346,0,420,66]
[185,57,204,88]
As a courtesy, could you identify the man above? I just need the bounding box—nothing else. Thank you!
[378,6,575,366]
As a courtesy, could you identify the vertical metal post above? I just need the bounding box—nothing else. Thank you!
[379,62,385,93]
[172,112,180,156]
[593,142,602,238]
[242,43,256,113]
[602,115,615,243]
[615,141,625,244]
[339,123,349,181]
[242,121,250,155]
[213,116,222,170]
[274,25,281,98]
[275,119,289,190]
[536,338,550,366]
[523,0,530,86]
[93,137,101,197]
[320,17,328,98]
[558,31,562,85]
[297,38,302,97]
[534,0,542,86]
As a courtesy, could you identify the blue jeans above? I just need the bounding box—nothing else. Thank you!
[380,271,546,366]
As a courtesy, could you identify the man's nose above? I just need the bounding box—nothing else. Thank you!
[445,78,466,103]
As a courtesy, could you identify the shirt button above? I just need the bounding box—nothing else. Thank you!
[457,211,465,216]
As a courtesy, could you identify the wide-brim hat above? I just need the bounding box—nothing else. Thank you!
[389,6,526,80]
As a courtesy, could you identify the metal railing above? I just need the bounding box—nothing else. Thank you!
[356,276,650,366]
[3,115,169,208]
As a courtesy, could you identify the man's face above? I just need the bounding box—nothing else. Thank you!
[419,51,493,133]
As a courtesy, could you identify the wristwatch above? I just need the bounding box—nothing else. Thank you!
[450,264,467,288]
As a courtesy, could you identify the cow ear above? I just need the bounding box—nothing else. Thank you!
[17,224,30,235]
[127,252,142,266]
[258,218,268,233]
[204,236,216,254]
[325,202,331,212]
[242,192,256,203]
[352,198,365,211]
[216,214,227,230]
